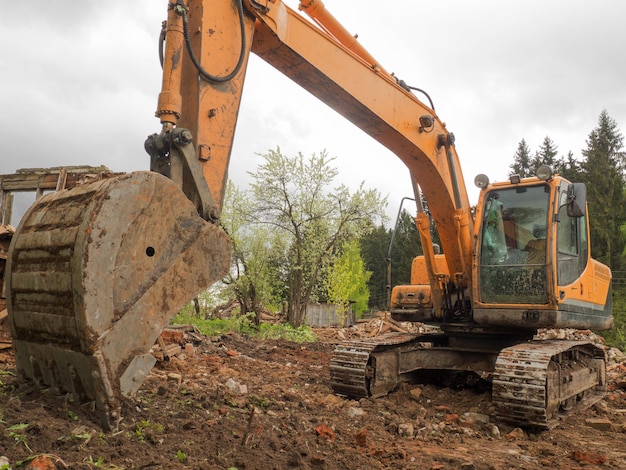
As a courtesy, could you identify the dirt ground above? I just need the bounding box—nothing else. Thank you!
[1,322,625,470]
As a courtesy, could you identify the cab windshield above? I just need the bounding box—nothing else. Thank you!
[478,184,550,304]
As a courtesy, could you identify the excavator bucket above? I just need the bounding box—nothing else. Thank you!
[6,171,231,430]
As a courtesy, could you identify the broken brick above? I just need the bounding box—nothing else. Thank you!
[571,451,607,465]
[315,424,335,441]
[355,428,368,447]
[28,456,56,470]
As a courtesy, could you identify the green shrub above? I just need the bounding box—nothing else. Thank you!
[598,286,626,351]
[171,311,258,337]
[171,309,316,343]
[258,323,317,343]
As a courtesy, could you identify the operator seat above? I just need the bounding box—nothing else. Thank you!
[525,225,547,264]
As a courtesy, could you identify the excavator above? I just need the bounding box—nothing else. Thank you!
[6,0,612,430]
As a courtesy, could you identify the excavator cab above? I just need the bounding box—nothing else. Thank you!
[473,169,613,331]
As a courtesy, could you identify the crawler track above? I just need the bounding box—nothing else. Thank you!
[331,334,607,429]
[492,340,606,429]
[330,332,419,398]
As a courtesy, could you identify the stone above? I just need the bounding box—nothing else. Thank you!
[584,418,613,431]
[347,406,364,418]
[414,406,428,420]
[27,456,56,470]
[225,377,248,395]
[167,372,183,385]
[463,412,490,424]
[321,393,344,408]
[486,423,501,438]
[398,423,414,437]
[593,401,610,413]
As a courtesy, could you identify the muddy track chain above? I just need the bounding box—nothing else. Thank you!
[329,332,418,398]
[492,340,606,429]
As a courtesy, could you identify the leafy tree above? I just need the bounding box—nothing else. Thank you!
[220,182,286,323]
[326,239,372,318]
[509,139,533,177]
[248,148,387,326]
[581,110,626,269]
[532,136,559,170]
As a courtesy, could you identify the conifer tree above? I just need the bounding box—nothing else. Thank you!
[581,110,626,268]
[555,150,581,182]
[509,139,533,177]
[359,224,391,310]
[532,136,559,170]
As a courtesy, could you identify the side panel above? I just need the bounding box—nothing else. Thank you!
[556,259,613,329]
[473,303,613,330]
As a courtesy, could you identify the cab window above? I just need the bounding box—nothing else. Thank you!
[557,183,588,285]
[478,184,550,304]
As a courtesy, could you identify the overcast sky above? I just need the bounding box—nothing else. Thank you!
[2,1,625,224]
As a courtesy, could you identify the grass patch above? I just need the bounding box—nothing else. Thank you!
[258,323,316,343]
[171,312,258,337]
[171,311,316,343]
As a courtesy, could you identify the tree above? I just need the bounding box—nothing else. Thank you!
[248,148,387,326]
[360,207,423,311]
[581,110,626,268]
[360,224,391,310]
[509,139,533,178]
[532,136,559,171]
[220,182,286,323]
[326,239,371,318]
[391,209,422,286]
[555,150,581,182]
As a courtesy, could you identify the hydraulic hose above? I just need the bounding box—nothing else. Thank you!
[180,0,247,83]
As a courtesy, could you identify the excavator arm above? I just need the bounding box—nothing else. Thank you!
[150,0,473,285]
[7,0,475,429]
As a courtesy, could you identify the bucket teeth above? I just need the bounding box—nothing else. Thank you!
[7,171,231,429]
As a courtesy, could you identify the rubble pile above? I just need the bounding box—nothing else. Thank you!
[322,312,438,341]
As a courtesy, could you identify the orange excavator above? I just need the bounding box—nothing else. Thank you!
[6,0,612,430]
